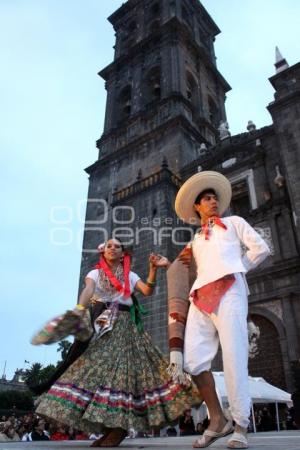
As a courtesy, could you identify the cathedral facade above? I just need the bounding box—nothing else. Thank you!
[80,0,300,394]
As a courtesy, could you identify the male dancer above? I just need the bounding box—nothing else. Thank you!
[167,171,270,448]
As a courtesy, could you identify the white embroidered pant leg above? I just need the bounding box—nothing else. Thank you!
[183,273,250,429]
[213,273,250,429]
[183,302,219,375]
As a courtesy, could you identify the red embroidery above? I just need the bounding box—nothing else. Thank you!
[169,312,186,324]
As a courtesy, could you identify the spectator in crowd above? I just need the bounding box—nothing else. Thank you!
[166,426,177,437]
[68,426,76,440]
[51,424,69,440]
[196,415,210,435]
[179,409,196,436]
[286,406,297,430]
[247,415,254,433]
[89,432,103,440]
[18,424,31,441]
[30,418,50,441]
[0,421,20,442]
[260,407,275,431]
[0,412,102,443]
[74,429,89,440]
[128,428,137,439]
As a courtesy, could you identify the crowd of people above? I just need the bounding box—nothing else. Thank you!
[0,413,98,442]
[172,406,297,437]
[251,406,297,432]
[0,405,297,443]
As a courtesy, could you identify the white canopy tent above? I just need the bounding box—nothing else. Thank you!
[212,372,292,432]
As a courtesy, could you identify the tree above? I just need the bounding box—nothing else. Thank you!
[23,339,72,393]
[40,364,57,381]
[0,390,34,412]
[24,363,43,387]
[24,363,56,389]
[57,339,72,360]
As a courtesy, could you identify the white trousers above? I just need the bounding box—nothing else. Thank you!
[183,273,250,429]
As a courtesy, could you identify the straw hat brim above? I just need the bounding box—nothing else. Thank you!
[175,171,232,224]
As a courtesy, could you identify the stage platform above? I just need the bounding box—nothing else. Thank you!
[1,431,300,449]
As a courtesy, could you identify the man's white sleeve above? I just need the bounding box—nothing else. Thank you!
[232,216,271,271]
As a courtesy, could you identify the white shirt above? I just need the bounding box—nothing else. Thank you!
[190,215,270,295]
[86,269,140,306]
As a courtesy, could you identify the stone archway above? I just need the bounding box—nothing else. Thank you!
[249,314,286,389]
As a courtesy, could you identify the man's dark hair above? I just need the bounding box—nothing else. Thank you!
[194,188,217,206]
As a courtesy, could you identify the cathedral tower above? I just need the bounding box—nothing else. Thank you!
[81,0,230,352]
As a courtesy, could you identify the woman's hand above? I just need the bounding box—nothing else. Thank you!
[74,278,95,313]
[149,253,170,268]
[73,306,86,317]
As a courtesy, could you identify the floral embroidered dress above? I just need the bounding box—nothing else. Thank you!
[35,264,200,433]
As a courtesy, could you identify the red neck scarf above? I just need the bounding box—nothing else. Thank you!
[201,216,227,240]
[94,253,131,298]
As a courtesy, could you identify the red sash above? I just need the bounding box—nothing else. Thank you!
[192,274,235,313]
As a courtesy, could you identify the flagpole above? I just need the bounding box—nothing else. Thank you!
[23,360,30,370]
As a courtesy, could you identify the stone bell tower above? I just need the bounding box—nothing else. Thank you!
[268,49,300,245]
[80,0,230,352]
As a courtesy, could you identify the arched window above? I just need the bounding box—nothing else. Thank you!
[147,2,161,35]
[144,66,161,104]
[121,21,137,51]
[208,96,219,127]
[117,85,132,123]
[186,71,198,108]
[249,314,286,389]
[230,180,250,217]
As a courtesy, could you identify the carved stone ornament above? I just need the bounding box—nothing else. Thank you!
[248,321,260,359]
[218,121,231,140]
[258,300,283,321]
[254,226,275,255]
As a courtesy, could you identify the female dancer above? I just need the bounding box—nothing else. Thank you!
[35,238,200,447]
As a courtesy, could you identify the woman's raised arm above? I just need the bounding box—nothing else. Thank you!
[76,278,95,310]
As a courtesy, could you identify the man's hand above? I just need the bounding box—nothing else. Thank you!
[177,245,192,267]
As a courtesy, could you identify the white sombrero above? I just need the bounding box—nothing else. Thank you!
[175,171,232,224]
